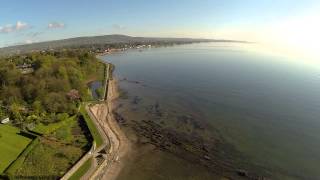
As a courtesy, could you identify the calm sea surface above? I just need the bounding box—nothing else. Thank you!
[101,43,320,179]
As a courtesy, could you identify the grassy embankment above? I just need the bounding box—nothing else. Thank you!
[68,62,111,179]
[69,158,93,180]
[79,105,103,148]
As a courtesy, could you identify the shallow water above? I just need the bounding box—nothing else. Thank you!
[88,81,102,100]
[101,43,320,179]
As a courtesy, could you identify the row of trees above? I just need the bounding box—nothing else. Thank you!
[0,50,104,128]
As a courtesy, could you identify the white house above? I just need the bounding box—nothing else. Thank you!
[1,117,10,124]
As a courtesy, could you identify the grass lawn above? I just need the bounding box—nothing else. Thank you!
[69,158,92,180]
[0,124,32,173]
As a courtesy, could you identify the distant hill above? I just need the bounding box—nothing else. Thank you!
[0,34,247,55]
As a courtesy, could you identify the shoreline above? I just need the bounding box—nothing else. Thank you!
[88,77,131,180]
[62,58,131,180]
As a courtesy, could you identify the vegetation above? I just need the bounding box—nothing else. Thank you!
[5,137,40,176]
[0,50,105,178]
[0,124,32,173]
[15,138,84,178]
[95,86,104,100]
[14,115,91,178]
[0,50,104,129]
[79,105,103,148]
[32,115,74,135]
[69,158,93,180]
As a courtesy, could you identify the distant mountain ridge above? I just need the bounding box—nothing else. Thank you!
[0,34,247,55]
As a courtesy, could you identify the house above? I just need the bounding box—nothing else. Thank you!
[16,63,34,74]
[16,63,32,69]
[1,117,10,124]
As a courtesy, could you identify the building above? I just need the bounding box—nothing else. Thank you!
[16,63,32,69]
[16,63,34,74]
[1,117,10,124]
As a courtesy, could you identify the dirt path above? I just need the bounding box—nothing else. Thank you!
[88,79,131,180]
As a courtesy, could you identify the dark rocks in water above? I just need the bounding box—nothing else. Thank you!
[132,96,142,105]
[155,102,159,109]
[170,135,182,146]
[176,115,205,130]
[132,119,212,160]
[237,169,249,177]
[113,111,126,124]
[127,79,140,84]
[121,78,141,84]
[118,89,129,99]
[192,120,205,130]
[204,155,211,160]
[236,169,269,180]
[146,101,163,117]
[138,136,150,144]
[202,144,210,153]
[125,114,269,179]
[154,102,162,117]
[120,78,128,82]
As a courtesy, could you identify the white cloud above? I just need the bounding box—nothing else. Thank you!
[25,39,34,44]
[0,21,29,33]
[16,21,28,30]
[48,22,65,29]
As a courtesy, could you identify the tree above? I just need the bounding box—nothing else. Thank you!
[57,113,69,122]
[32,100,43,116]
[43,92,67,113]
[0,50,104,127]
[9,103,24,125]
[66,89,81,101]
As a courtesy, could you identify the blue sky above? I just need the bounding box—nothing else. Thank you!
[1,0,320,48]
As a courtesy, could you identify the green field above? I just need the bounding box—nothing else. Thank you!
[0,124,32,173]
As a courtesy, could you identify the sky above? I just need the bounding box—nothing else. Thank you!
[1,0,320,59]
